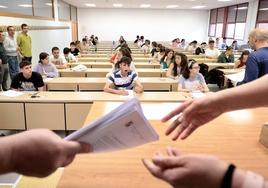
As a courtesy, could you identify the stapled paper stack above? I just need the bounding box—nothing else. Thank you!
[65,98,159,153]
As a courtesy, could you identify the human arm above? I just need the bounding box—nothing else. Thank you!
[234,60,242,69]
[134,79,143,94]
[162,74,268,140]
[103,82,129,95]
[142,147,257,188]
[166,63,175,78]
[0,129,92,177]
[46,64,59,78]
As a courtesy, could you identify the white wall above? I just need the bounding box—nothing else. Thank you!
[0,16,72,66]
[78,8,209,43]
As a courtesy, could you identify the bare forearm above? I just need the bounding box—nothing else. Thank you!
[0,137,13,174]
[215,75,268,113]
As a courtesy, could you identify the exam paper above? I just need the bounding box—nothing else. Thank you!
[0,90,24,98]
[0,173,21,186]
[191,91,206,99]
[65,98,159,153]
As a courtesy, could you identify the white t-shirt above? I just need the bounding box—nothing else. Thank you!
[49,54,67,65]
[205,48,220,58]
[179,73,206,92]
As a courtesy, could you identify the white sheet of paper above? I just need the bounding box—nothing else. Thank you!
[119,90,134,99]
[225,70,245,84]
[0,90,24,98]
[191,91,206,99]
[65,98,159,153]
[0,173,21,186]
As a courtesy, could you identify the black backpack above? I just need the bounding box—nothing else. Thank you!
[205,66,225,88]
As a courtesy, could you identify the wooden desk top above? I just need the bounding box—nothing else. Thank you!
[44,77,178,84]
[0,92,191,103]
[57,102,268,188]
[218,68,244,75]
[59,68,162,73]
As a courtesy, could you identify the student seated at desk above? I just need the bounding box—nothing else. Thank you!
[110,47,136,73]
[195,42,207,55]
[50,47,67,69]
[11,60,44,91]
[33,52,58,78]
[178,59,209,92]
[141,39,150,55]
[160,49,174,69]
[234,50,250,69]
[104,56,143,96]
[150,41,158,57]
[153,46,165,64]
[166,52,187,79]
[217,46,235,63]
[70,42,80,57]
[63,47,77,63]
[205,40,221,59]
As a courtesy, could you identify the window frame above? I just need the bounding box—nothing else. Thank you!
[208,2,248,40]
[0,0,55,20]
[256,0,268,28]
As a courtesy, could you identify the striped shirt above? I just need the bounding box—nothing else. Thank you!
[108,70,138,90]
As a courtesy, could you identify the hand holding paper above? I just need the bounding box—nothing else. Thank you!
[65,98,159,153]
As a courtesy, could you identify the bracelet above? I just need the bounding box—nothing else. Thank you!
[221,164,236,188]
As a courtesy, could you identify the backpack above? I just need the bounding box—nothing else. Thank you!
[205,66,225,88]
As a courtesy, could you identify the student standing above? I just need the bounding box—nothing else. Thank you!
[3,26,19,80]
[17,24,32,62]
[0,30,9,91]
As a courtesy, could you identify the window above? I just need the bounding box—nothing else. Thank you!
[71,6,77,22]
[33,0,53,19]
[208,3,248,40]
[208,9,217,37]
[0,0,33,16]
[256,0,268,29]
[58,0,71,21]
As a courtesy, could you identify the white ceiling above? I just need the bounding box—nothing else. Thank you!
[63,0,254,10]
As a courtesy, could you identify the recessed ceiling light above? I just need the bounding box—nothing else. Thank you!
[192,5,206,9]
[166,5,178,8]
[18,4,32,8]
[45,3,52,6]
[113,3,123,7]
[140,4,151,8]
[0,5,7,8]
[85,3,96,7]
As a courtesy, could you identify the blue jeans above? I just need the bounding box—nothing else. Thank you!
[7,56,19,81]
[0,64,9,91]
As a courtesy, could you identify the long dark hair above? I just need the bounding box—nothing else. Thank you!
[114,47,132,69]
[173,52,188,77]
[161,49,174,62]
[238,50,250,62]
[182,59,198,79]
